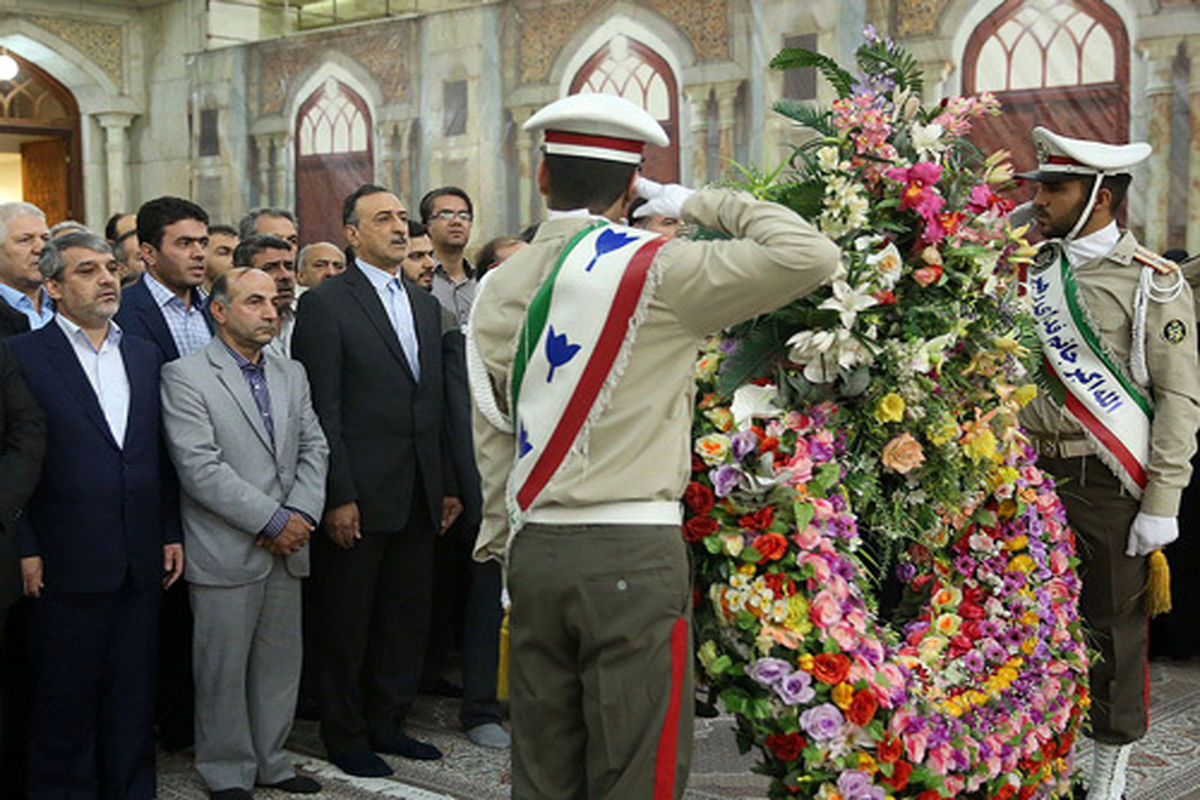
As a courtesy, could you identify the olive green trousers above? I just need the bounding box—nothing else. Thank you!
[1043,454,1148,744]
[507,523,693,799]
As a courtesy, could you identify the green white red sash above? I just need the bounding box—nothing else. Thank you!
[505,223,668,529]
[1029,248,1153,496]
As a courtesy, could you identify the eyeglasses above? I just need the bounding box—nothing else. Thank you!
[430,210,473,222]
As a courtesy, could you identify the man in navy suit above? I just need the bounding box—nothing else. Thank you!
[114,195,212,750]
[10,231,184,799]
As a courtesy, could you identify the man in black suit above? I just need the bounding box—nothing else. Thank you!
[292,184,461,778]
[113,196,213,752]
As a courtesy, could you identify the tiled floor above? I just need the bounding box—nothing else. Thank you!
[159,659,1200,799]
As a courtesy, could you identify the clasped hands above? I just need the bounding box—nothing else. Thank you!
[257,511,313,556]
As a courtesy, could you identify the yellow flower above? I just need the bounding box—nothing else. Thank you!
[1020,610,1039,626]
[962,428,998,462]
[1009,554,1035,574]
[697,640,718,669]
[694,354,721,381]
[832,682,854,710]
[856,752,878,774]
[928,415,959,446]
[695,433,731,465]
[874,392,906,423]
[797,653,815,671]
[738,563,756,576]
[784,594,813,636]
[1005,535,1028,551]
[721,534,744,558]
[1012,383,1038,407]
[702,408,734,433]
[1021,638,1038,656]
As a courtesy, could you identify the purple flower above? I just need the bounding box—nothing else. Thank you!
[954,554,975,576]
[895,562,917,583]
[962,651,985,673]
[809,439,835,462]
[747,657,792,687]
[799,703,843,741]
[710,464,743,498]
[731,430,759,460]
[838,770,882,800]
[775,669,816,705]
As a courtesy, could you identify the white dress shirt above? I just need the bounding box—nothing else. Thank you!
[55,313,130,447]
[357,258,420,381]
[1066,221,1120,269]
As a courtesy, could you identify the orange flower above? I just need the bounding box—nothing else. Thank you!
[754,532,789,563]
[845,689,879,726]
[811,652,851,685]
[882,432,925,474]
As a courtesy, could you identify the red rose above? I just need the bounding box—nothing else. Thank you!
[754,532,789,563]
[764,732,806,762]
[763,572,795,598]
[872,289,896,305]
[682,516,719,543]
[959,600,985,620]
[810,652,851,685]
[845,689,879,726]
[880,760,912,791]
[961,620,983,640]
[738,506,775,532]
[877,734,902,764]
[683,481,715,515]
[691,453,707,473]
[916,792,944,800]
[759,436,780,454]
[993,785,1017,800]
[1018,785,1037,800]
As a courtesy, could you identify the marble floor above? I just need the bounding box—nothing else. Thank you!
[159,658,1200,799]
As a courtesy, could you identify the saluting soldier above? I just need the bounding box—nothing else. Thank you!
[466,93,839,799]
[1018,127,1200,800]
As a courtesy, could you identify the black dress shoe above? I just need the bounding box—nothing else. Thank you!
[328,749,393,777]
[372,733,443,760]
[694,697,719,718]
[210,789,252,800]
[259,775,321,794]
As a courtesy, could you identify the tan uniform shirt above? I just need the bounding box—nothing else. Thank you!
[470,188,840,563]
[1022,231,1200,516]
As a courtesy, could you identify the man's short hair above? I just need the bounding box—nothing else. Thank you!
[297,241,340,268]
[476,236,524,272]
[39,231,112,281]
[209,267,263,308]
[342,184,391,227]
[1100,174,1132,214]
[104,212,127,242]
[419,186,473,224]
[209,223,239,239]
[137,196,210,251]
[237,207,297,240]
[408,220,428,238]
[543,154,636,214]
[49,220,88,238]
[233,234,293,268]
[0,202,46,242]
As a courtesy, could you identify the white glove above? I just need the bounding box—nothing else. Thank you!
[1126,512,1178,557]
[633,176,694,220]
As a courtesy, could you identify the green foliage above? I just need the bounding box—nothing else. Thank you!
[773,99,836,137]
[855,38,924,96]
[769,47,855,98]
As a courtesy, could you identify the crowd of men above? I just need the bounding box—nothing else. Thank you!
[0,181,532,799]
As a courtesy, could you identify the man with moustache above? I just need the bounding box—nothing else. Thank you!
[10,231,183,799]
[115,195,213,752]
[421,187,476,326]
[204,224,240,294]
[0,203,52,332]
[292,184,461,777]
[162,267,328,800]
[1018,128,1200,800]
[239,209,299,257]
[231,235,297,357]
[400,222,435,290]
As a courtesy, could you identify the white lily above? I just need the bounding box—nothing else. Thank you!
[819,280,877,329]
[911,121,946,161]
[866,241,903,289]
[730,383,784,429]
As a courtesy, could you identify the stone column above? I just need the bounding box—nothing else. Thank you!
[378,122,395,189]
[253,134,273,207]
[510,105,536,226]
[1187,37,1200,255]
[1141,37,1180,252]
[918,59,952,105]
[713,82,740,182]
[684,84,712,185]
[95,112,137,217]
[271,134,290,209]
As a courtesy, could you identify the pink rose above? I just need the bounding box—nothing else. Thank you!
[882,432,926,474]
[913,264,943,287]
[798,552,831,583]
[809,590,843,628]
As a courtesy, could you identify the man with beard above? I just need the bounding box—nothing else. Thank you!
[11,231,183,798]
[400,222,435,290]
[1018,127,1200,800]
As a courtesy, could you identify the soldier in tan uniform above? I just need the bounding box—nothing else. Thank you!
[1018,128,1200,800]
[466,93,839,799]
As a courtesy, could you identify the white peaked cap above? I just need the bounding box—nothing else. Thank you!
[1018,126,1151,182]
[524,92,669,164]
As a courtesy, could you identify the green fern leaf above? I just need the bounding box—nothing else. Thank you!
[769,48,855,98]
[855,40,924,97]
[772,99,836,136]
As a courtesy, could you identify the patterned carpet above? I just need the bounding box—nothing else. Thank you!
[159,658,1200,799]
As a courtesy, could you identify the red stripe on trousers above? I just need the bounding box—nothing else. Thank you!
[653,617,688,800]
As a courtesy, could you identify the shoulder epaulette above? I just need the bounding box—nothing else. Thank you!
[1132,246,1179,274]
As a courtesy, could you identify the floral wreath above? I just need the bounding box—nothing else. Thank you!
[687,31,1088,800]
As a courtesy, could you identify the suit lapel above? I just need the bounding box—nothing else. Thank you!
[207,341,274,453]
[133,281,179,360]
[120,334,155,449]
[40,325,120,450]
[345,264,416,380]
[410,285,439,382]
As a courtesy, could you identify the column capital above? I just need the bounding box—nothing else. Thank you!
[94,111,137,131]
[682,82,713,104]
[508,105,536,129]
[712,80,740,107]
[1140,36,1183,94]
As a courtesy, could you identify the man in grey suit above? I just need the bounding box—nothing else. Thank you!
[161,267,329,800]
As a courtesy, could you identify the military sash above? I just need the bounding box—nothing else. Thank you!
[1029,246,1153,496]
[500,222,668,531]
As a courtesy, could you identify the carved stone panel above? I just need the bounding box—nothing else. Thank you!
[27,16,124,87]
